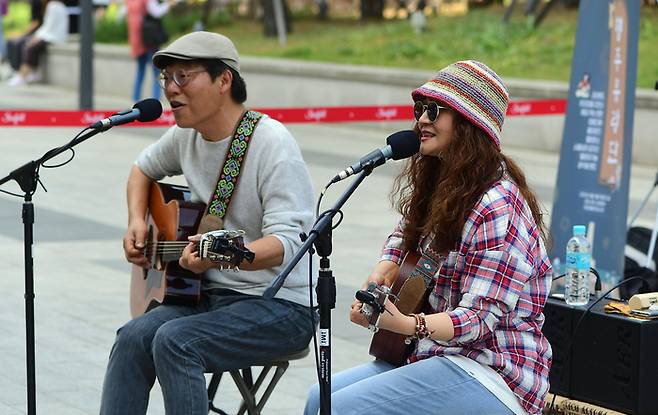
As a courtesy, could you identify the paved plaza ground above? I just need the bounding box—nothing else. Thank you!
[1,74,656,414]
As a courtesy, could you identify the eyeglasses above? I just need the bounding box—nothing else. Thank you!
[158,69,206,89]
[413,100,445,123]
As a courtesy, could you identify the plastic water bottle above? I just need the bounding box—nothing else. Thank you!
[565,225,591,306]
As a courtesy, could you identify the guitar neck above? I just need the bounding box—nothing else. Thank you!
[148,240,189,263]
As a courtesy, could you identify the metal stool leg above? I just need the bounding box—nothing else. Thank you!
[208,372,230,415]
[207,348,309,415]
[254,362,289,413]
[231,369,261,415]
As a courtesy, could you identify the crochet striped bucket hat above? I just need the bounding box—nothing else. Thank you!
[411,60,509,151]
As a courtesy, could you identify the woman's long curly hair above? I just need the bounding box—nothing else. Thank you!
[391,113,548,254]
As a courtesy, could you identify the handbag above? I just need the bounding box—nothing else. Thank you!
[141,13,169,49]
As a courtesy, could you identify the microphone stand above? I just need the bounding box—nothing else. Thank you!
[0,127,104,415]
[264,164,376,415]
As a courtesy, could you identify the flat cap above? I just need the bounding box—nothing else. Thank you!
[153,31,240,73]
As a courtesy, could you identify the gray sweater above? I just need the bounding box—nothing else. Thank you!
[136,115,315,306]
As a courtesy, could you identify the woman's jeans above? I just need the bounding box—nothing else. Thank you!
[304,356,515,415]
[100,290,315,415]
[132,50,160,102]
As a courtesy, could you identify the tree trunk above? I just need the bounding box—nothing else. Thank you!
[201,0,214,29]
[360,0,384,20]
[317,0,328,20]
[262,0,293,37]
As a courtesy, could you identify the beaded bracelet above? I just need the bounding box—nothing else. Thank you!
[405,313,435,344]
[412,313,434,339]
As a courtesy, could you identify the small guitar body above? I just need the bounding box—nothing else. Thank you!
[367,251,430,366]
[130,182,206,318]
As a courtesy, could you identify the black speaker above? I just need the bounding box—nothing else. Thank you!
[543,297,574,396]
[544,296,658,415]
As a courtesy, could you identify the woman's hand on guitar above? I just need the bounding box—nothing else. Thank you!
[351,272,386,308]
[349,300,370,328]
[349,272,387,328]
[124,220,150,268]
[351,295,415,336]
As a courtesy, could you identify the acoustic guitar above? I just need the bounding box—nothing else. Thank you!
[361,251,431,366]
[130,181,254,317]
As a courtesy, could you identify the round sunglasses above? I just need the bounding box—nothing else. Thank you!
[413,101,446,123]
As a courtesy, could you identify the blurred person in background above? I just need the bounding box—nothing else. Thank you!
[7,0,68,86]
[126,0,174,102]
[3,0,43,78]
[410,0,426,34]
[0,0,7,73]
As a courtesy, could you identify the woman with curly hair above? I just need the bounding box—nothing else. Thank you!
[305,60,553,415]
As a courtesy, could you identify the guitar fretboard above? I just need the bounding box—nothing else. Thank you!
[147,241,188,263]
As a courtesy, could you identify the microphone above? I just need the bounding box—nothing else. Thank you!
[91,98,163,131]
[331,130,419,183]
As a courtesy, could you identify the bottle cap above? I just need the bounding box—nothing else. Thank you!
[573,225,586,236]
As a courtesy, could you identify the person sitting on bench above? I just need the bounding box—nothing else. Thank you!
[7,0,68,86]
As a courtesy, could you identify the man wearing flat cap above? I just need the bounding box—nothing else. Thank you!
[99,31,316,415]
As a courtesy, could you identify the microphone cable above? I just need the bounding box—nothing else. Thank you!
[317,178,335,219]
[40,127,91,168]
[306,237,321,383]
[546,275,647,414]
[0,126,91,199]
[307,184,346,396]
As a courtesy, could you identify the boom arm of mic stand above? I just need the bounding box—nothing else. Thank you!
[264,168,373,299]
[0,128,103,191]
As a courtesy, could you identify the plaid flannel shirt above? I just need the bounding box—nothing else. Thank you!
[381,179,552,415]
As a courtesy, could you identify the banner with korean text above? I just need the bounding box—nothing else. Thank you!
[549,0,640,290]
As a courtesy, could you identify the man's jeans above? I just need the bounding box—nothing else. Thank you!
[100,289,315,415]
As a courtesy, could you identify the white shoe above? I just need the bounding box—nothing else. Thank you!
[24,71,41,84]
[7,73,25,86]
[0,63,13,81]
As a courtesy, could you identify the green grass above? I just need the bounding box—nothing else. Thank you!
[212,4,658,89]
[4,3,658,88]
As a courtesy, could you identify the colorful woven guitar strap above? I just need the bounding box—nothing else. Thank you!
[206,110,263,219]
[410,242,442,289]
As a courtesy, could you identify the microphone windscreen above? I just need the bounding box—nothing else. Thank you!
[386,130,420,160]
[133,98,163,122]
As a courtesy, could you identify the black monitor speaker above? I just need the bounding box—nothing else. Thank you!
[544,296,658,415]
